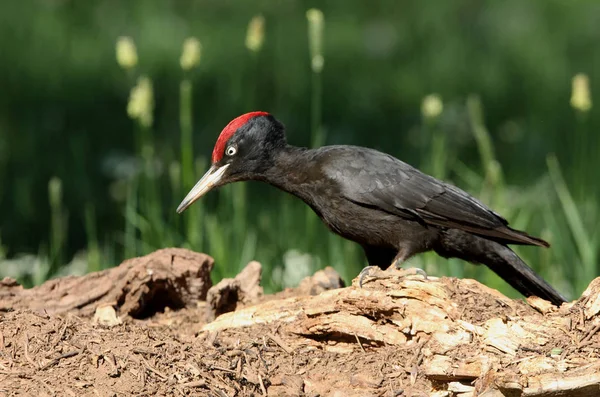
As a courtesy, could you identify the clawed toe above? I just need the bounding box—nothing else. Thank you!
[400,267,428,280]
[358,265,379,288]
[358,265,428,287]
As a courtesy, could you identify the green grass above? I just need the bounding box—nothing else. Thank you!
[1,6,598,303]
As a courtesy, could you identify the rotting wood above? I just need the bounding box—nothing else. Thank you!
[201,270,600,396]
[0,248,214,318]
[205,260,264,321]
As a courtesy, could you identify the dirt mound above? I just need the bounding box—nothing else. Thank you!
[1,248,600,396]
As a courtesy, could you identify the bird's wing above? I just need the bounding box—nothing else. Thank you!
[320,146,541,245]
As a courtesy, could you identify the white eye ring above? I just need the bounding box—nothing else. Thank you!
[226,146,237,156]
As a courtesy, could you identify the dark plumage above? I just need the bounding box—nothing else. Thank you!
[177,112,567,306]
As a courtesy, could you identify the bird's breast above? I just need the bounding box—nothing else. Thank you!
[309,194,399,246]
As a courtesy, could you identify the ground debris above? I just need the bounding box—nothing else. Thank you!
[1,248,600,396]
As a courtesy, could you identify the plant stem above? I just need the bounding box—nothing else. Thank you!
[84,203,101,272]
[428,120,447,180]
[547,154,596,290]
[179,79,203,248]
[180,79,194,191]
[306,69,324,243]
[48,177,66,277]
[124,177,138,259]
[466,94,504,206]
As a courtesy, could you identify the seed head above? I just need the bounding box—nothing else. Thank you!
[245,15,265,53]
[570,73,592,112]
[127,76,154,128]
[116,36,138,70]
[421,94,443,120]
[180,37,202,71]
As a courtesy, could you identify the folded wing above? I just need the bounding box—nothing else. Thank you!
[322,146,548,247]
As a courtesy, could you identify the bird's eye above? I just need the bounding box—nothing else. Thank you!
[226,146,237,156]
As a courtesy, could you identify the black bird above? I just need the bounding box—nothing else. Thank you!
[177,112,567,306]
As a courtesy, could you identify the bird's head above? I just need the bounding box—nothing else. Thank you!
[176,111,286,213]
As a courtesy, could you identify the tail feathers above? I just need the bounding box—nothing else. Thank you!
[484,245,567,306]
[437,230,566,306]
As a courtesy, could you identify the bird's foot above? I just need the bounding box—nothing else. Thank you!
[393,265,428,280]
[390,261,427,280]
[358,265,428,288]
[392,257,428,279]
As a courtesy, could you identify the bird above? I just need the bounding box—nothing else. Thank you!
[176,111,567,306]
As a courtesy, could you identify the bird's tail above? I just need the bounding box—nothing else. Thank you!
[436,230,567,306]
[481,245,567,306]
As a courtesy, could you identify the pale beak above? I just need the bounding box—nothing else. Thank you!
[176,164,230,213]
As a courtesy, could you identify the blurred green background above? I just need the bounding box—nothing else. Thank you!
[1,0,598,302]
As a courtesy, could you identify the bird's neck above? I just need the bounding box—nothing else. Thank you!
[260,144,318,199]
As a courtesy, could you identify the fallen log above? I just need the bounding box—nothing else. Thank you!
[0,248,213,318]
[202,269,600,396]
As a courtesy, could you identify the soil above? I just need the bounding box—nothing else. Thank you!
[1,248,600,397]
